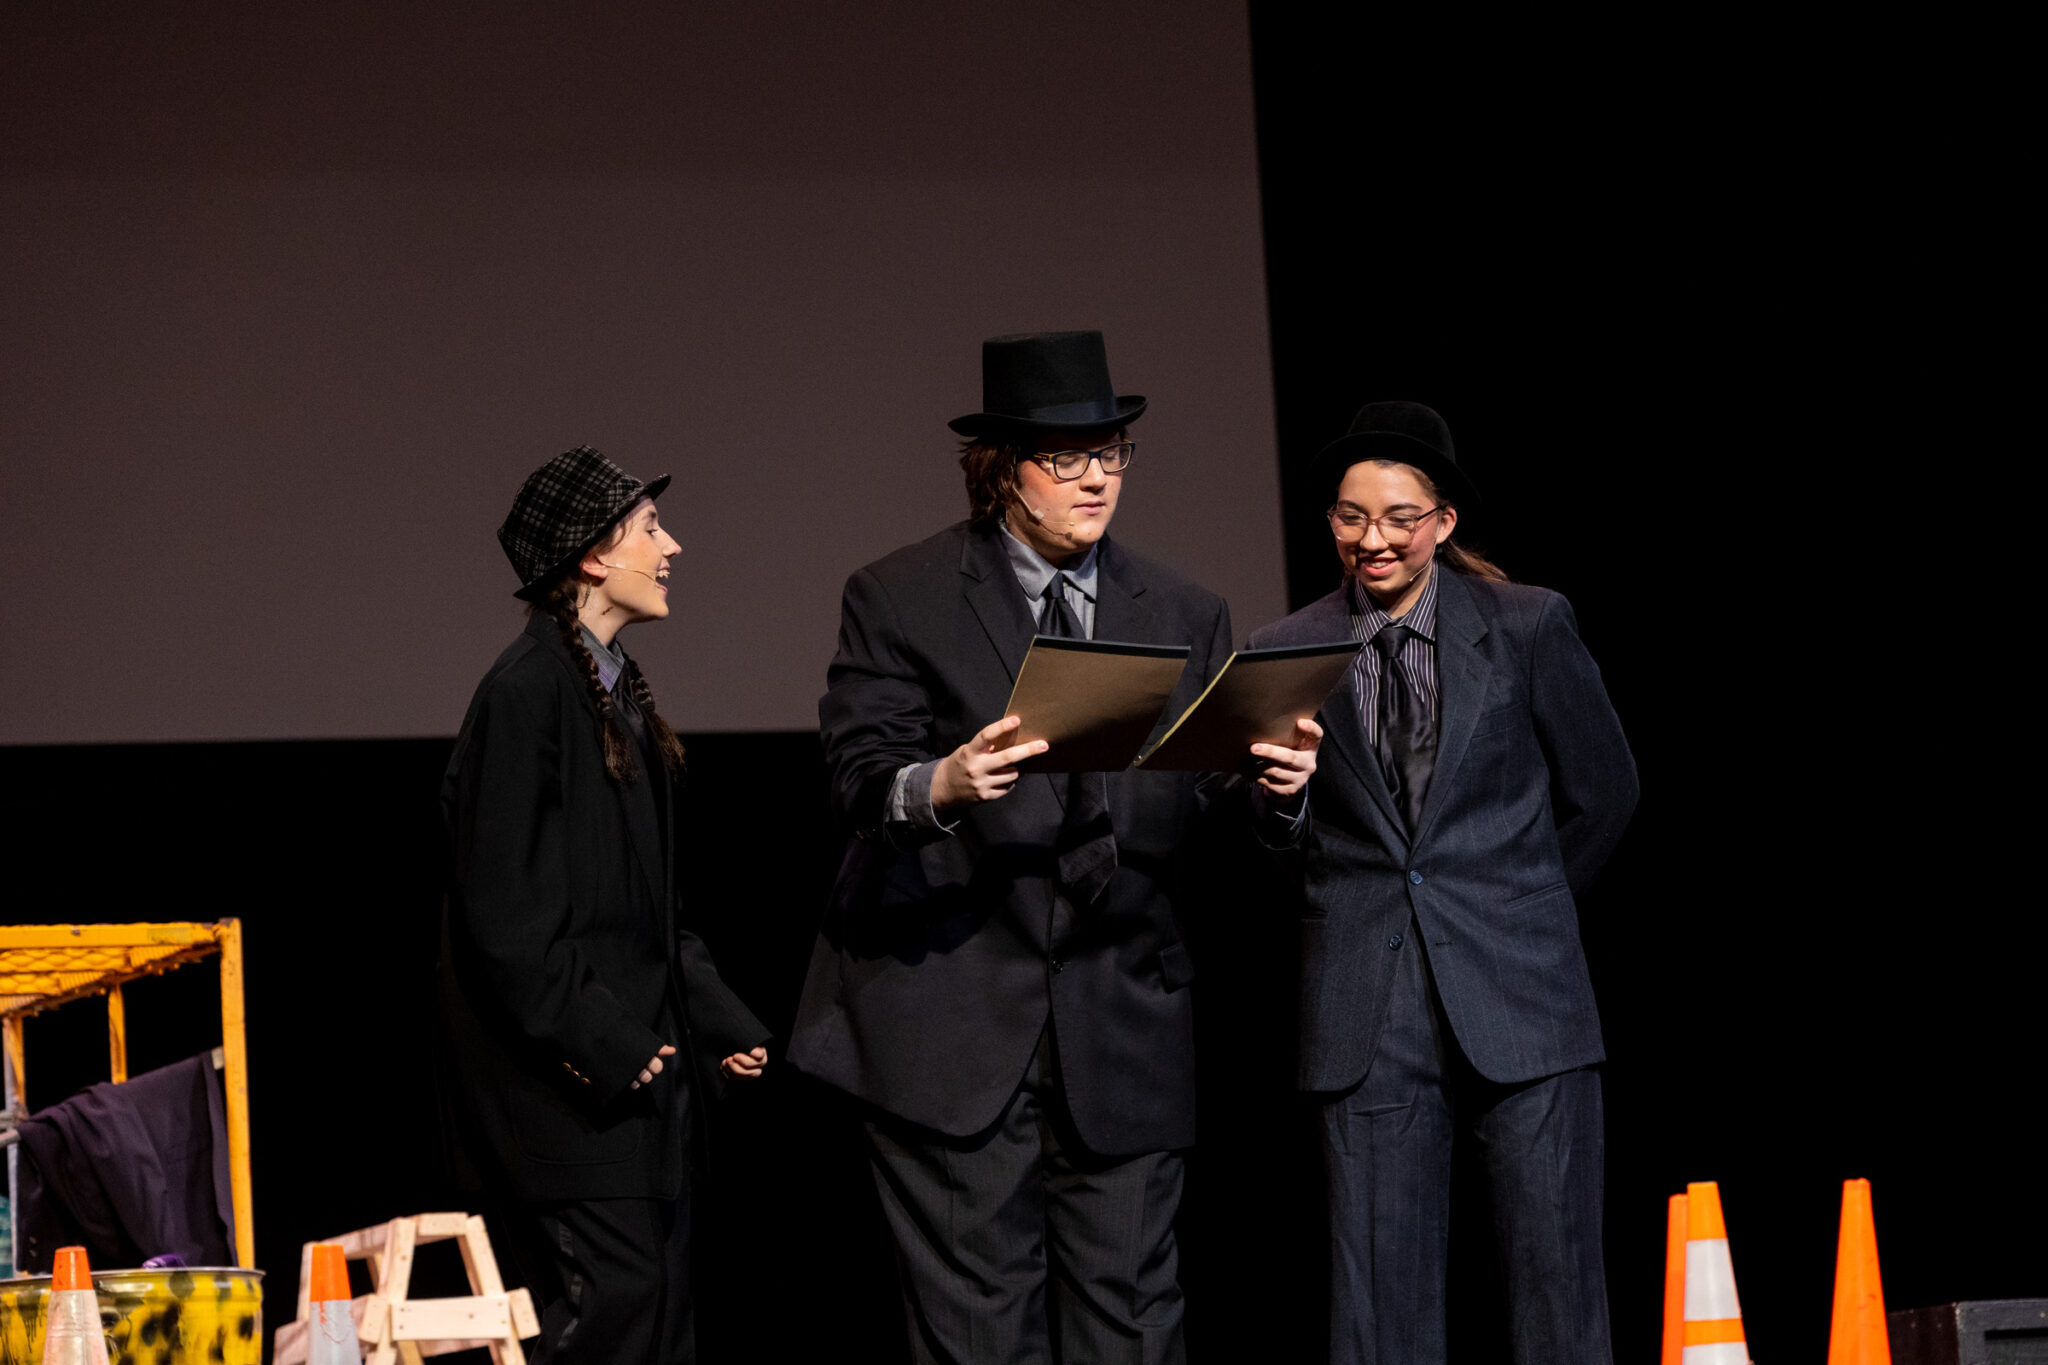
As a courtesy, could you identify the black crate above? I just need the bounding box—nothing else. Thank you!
[1890,1300,2048,1365]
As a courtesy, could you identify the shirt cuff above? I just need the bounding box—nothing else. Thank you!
[884,760,960,848]
[1249,784,1311,850]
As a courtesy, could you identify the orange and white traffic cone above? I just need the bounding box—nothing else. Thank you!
[306,1243,364,1365]
[1662,1191,1690,1365]
[40,1246,109,1365]
[1827,1178,1892,1365]
[1680,1181,1751,1364]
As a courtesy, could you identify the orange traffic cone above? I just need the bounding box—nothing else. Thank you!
[307,1243,364,1365]
[1662,1192,1690,1365]
[1680,1181,1751,1364]
[1828,1178,1891,1364]
[41,1246,109,1365]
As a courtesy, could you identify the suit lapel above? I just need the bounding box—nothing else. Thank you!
[1089,537,1150,645]
[1090,540,1159,819]
[1293,587,1405,838]
[959,524,1061,806]
[528,617,669,912]
[613,687,669,921]
[961,524,1036,685]
[1411,567,1490,849]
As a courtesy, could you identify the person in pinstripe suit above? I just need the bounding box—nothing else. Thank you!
[1247,401,1638,1363]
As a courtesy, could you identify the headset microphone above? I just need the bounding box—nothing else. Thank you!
[600,561,666,584]
[1023,505,1077,533]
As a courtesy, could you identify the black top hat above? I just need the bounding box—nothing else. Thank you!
[498,446,672,600]
[948,331,1147,437]
[1310,401,1480,507]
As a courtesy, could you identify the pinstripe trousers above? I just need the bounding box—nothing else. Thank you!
[1320,915,1611,1364]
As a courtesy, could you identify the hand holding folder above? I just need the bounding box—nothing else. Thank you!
[1002,637,1192,773]
[997,635,1361,774]
[1134,640,1362,771]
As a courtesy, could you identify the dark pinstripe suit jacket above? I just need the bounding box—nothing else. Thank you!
[1247,567,1638,1090]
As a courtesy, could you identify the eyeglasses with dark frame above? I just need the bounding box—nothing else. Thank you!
[1326,503,1446,545]
[1020,440,1137,482]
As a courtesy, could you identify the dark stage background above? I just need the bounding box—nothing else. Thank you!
[3,7,2034,1365]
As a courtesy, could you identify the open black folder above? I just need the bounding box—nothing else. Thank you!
[1003,637,1191,773]
[1001,636,1362,774]
[1133,639,1363,771]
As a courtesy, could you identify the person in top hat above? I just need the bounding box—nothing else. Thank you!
[1245,402,1637,1362]
[788,332,1317,1364]
[438,446,771,1364]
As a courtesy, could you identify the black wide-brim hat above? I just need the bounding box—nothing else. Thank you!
[948,330,1146,437]
[1309,400,1480,507]
[498,446,671,600]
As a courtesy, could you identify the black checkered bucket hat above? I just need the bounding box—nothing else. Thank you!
[497,446,672,600]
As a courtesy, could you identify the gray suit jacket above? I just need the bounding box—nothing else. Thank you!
[1248,568,1637,1090]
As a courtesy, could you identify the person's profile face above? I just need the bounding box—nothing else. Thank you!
[1005,423,1126,564]
[1332,461,1456,613]
[582,499,680,626]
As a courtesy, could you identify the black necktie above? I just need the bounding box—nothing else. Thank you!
[1040,574,1117,904]
[1371,624,1436,837]
[1041,573,1084,638]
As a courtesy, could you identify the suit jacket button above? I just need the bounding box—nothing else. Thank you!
[1388,934,1403,950]
[1050,957,1065,974]
[1408,870,1424,884]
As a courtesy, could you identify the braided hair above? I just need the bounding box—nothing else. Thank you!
[528,572,687,785]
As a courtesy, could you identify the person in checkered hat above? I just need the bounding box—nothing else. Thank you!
[437,445,770,1364]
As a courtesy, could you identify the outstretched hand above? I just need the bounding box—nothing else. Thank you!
[931,715,1048,815]
[1251,717,1322,801]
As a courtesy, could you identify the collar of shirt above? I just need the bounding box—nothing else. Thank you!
[578,624,629,693]
[1348,561,1441,645]
[998,520,1100,609]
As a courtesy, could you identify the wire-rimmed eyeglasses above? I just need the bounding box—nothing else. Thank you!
[1326,503,1446,545]
[1021,440,1137,482]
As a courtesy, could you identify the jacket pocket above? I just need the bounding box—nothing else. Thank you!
[1500,880,1571,912]
[510,1082,646,1166]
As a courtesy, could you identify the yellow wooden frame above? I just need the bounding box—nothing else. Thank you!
[0,921,253,1271]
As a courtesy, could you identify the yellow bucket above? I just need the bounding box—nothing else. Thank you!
[0,1266,262,1364]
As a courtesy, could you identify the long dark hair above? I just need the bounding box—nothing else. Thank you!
[526,553,687,785]
[958,432,1028,526]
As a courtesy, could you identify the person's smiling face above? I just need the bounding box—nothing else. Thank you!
[1332,460,1456,616]
[583,499,679,627]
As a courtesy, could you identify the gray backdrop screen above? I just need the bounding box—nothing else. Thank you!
[1,3,1284,742]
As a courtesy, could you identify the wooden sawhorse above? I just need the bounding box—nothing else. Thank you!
[273,1212,540,1365]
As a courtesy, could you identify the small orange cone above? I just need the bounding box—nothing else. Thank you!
[307,1243,364,1365]
[1662,1192,1689,1365]
[41,1246,109,1365]
[1827,1178,1892,1364]
[1681,1182,1751,1363]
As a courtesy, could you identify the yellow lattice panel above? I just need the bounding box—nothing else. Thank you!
[0,925,223,1018]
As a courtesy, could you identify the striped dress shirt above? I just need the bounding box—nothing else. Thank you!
[1348,567,1442,748]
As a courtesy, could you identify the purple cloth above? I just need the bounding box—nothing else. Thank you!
[14,1053,234,1271]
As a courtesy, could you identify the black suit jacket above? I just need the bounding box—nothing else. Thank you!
[438,614,767,1202]
[1248,569,1638,1091]
[788,522,1232,1156]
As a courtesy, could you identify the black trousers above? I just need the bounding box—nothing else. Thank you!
[1320,917,1611,1365]
[863,1027,1187,1365]
[498,1193,695,1365]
